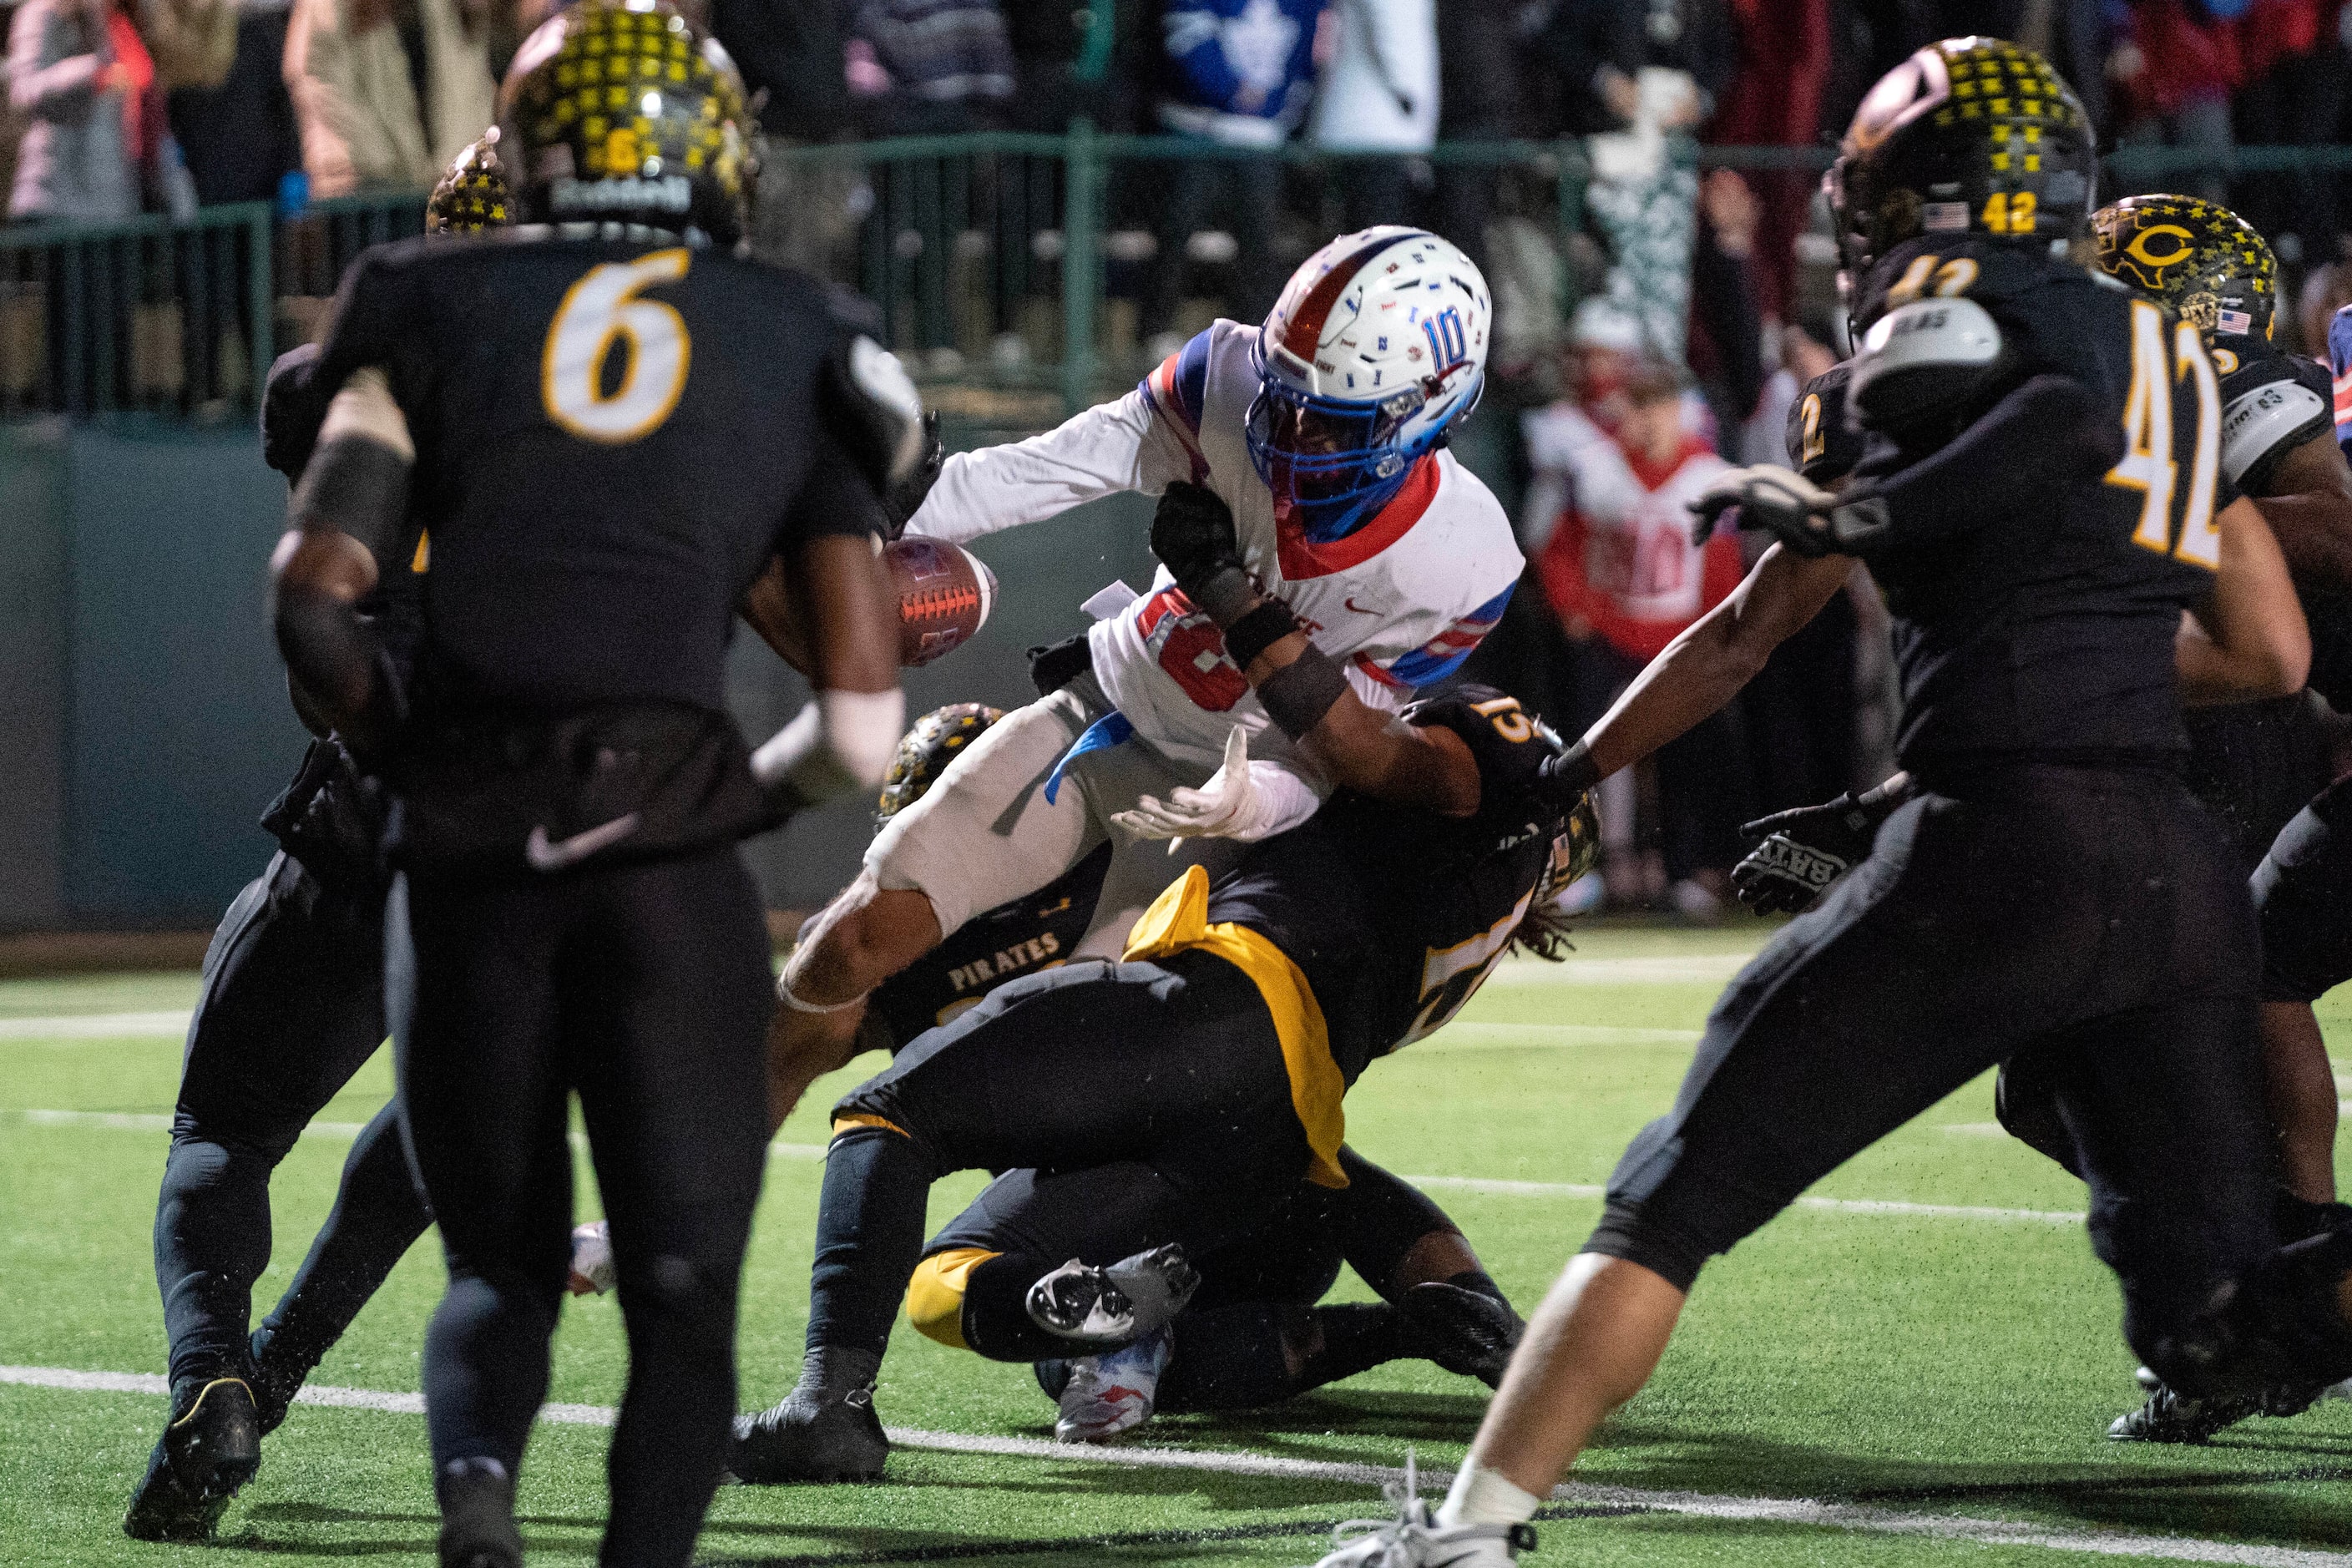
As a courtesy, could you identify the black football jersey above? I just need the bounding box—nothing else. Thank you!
[306,230,886,720]
[1204,773,1560,1086]
[1786,362,1861,485]
[1849,235,2243,768]
[868,844,1111,1046]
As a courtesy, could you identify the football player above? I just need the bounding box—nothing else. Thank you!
[1737,200,2352,1444]
[766,226,1525,1125]
[123,133,512,1545]
[266,5,913,1562]
[1314,40,2351,1567]
[729,682,1591,1481]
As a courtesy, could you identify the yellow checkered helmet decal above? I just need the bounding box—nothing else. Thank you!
[426,126,512,235]
[876,704,1005,827]
[2092,195,2278,339]
[498,0,751,245]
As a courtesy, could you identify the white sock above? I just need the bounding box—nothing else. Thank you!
[1436,1463,1541,1530]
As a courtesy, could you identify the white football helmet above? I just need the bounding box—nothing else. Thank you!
[1247,226,1490,539]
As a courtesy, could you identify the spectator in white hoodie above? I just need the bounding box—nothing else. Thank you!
[1309,0,1434,231]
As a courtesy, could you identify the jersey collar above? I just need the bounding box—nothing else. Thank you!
[1274,454,1441,579]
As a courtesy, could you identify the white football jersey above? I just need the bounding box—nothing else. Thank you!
[906,319,1524,775]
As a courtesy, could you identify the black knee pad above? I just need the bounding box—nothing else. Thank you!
[1582,1201,1707,1294]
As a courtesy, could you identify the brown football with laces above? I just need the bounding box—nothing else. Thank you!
[884,537,996,666]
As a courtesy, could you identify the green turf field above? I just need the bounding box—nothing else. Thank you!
[8,926,2352,1567]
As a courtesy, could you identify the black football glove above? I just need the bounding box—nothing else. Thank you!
[1730,788,1896,915]
[881,410,943,539]
[1151,480,1247,607]
[1688,465,1848,557]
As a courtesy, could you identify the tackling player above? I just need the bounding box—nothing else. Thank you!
[730,683,1591,1480]
[1313,40,2350,1567]
[269,6,913,1563]
[766,225,1525,1120]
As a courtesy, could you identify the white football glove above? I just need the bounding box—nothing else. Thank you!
[1111,726,1316,848]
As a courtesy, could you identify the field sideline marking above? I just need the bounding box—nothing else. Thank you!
[4,1110,2085,1222]
[3,1365,2344,1567]
[0,1010,191,1040]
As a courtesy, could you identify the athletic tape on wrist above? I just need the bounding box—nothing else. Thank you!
[777,963,862,1014]
[1258,645,1350,740]
[1222,599,1302,670]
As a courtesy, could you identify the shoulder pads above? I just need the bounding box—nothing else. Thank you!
[1849,298,2006,432]
[2222,375,2332,494]
[820,333,926,497]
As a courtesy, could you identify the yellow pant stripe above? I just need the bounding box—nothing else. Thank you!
[830,1112,908,1140]
[904,1247,1000,1350]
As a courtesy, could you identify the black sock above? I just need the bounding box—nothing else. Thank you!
[1296,1302,1417,1391]
[1156,1305,1312,1413]
[805,1127,937,1359]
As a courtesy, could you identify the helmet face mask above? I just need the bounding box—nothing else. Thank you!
[500,0,754,246]
[2092,195,2278,342]
[1826,37,2095,299]
[1248,226,1489,540]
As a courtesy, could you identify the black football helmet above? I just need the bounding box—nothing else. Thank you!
[1826,37,2096,286]
[875,704,1003,827]
[498,0,752,245]
[2092,195,2279,341]
[425,127,512,235]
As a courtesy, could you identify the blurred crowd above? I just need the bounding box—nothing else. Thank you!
[8,0,2352,916]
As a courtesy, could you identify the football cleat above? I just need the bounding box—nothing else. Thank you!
[568,1219,616,1296]
[245,1338,302,1438]
[2109,1382,2263,1444]
[122,1377,263,1541]
[1026,1244,1201,1346]
[436,1457,523,1568]
[729,1385,889,1483]
[1055,1328,1172,1444]
[1310,1452,1535,1568]
[1401,1282,1525,1389]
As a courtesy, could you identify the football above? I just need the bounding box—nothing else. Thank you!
[885,536,996,666]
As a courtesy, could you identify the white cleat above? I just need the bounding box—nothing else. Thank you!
[1055,1328,1171,1444]
[1309,1452,1535,1568]
[568,1220,615,1296]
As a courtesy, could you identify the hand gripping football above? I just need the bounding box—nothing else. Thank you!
[884,537,996,666]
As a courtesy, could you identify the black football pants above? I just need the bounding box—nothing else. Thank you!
[1586,764,2288,1390]
[808,953,1309,1362]
[156,850,430,1395]
[2252,773,2352,1005]
[389,847,771,1568]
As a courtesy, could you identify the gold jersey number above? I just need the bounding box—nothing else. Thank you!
[541,249,692,444]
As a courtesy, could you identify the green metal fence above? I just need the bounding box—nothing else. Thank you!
[8,133,2352,423]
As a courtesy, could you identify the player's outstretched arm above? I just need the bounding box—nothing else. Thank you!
[2178,496,2310,704]
[748,535,905,811]
[268,367,408,754]
[1579,544,1852,780]
[2251,433,2352,590]
[902,387,1189,545]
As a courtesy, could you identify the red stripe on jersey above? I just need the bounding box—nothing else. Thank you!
[1273,455,1441,579]
[1352,651,1411,689]
[1281,234,1413,362]
[1148,355,1211,481]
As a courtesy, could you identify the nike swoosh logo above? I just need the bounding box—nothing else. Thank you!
[525,812,641,872]
[1343,596,1381,615]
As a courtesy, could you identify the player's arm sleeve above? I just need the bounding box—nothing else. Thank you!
[902,330,1203,544]
[260,342,332,481]
[310,248,433,428]
[2227,357,2337,498]
[778,426,893,546]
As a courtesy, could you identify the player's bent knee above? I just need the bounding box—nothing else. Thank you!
[905,1247,1000,1351]
[1581,1206,1709,1296]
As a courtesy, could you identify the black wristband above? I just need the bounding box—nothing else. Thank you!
[1543,739,1601,798]
[1223,599,1302,670]
[1258,645,1351,740]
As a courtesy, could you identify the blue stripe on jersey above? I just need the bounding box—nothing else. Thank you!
[2331,303,2352,455]
[1379,581,1516,688]
[1172,329,1213,432]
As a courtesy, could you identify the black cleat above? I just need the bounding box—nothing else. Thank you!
[1025,1245,1200,1346]
[729,1385,889,1484]
[437,1457,523,1568]
[122,1377,263,1541]
[2109,1381,2263,1444]
[1400,1281,1525,1388]
[247,1331,305,1438]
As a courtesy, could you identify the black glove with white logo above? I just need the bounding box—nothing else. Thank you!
[1730,786,1900,915]
[1689,465,1856,558]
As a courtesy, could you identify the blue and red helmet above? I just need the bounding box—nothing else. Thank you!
[1247,227,1490,540]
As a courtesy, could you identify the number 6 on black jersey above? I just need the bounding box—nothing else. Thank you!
[542,249,693,444]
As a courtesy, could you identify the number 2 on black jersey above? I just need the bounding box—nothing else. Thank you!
[2108,298,2223,570]
[541,249,693,444]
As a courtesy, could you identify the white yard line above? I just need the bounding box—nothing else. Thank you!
[0,1010,192,1040]
[6,1110,2078,1222]
[1,1365,2339,1566]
